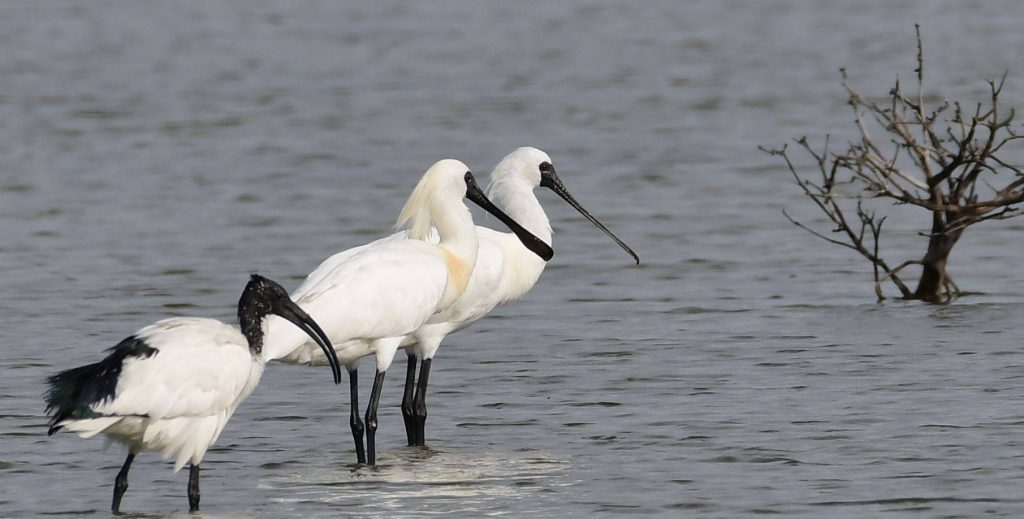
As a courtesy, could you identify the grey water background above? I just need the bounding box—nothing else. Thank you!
[4,1,1024,516]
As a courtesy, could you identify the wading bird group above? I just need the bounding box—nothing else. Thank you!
[45,148,638,513]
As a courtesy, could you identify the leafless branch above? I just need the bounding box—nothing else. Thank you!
[764,29,1024,302]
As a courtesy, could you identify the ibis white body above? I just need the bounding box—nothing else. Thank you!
[56,317,264,472]
[46,274,341,513]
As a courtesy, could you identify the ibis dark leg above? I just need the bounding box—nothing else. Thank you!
[348,368,366,464]
[364,369,387,465]
[111,452,135,514]
[187,463,200,512]
[401,352,418,446]
[412,358,432,446]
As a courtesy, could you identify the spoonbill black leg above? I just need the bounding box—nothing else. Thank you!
[364,370,387,465]
[401,353,417,446]
[412,358,432,446]
[348,368,366,464]
[111,452,135,514]
[187,464,200,512]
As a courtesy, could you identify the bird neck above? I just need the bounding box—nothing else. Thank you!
[237,303,267,356]
[431,200,479,307]
[485,178,552,302]
[487,180,553,247]
[432,199,479,262]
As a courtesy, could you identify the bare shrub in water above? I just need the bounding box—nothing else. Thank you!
[762,26,1024,303]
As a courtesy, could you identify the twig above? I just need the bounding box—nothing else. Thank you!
[763,29,1024,302]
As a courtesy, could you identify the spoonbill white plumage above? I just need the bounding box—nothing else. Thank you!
[399,147,639,446]
[45,274,341,514]
[265,159,552,465]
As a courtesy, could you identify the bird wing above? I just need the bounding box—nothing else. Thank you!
[291,238,449,340]
[88,318,257,420]
[292,230,416,301]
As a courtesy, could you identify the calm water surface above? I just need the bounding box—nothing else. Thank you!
[3,1,1024,517]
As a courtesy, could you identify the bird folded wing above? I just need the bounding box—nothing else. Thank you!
[91,319,254,420]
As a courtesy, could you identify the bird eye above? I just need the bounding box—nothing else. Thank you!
[539,162,553,172]
[464,171,473,182]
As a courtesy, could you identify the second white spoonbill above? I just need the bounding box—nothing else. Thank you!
[399,147,639,446]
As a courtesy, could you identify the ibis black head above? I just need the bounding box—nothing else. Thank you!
[239,274,342,384]
[537,160,640,265]
[464,170,554,261]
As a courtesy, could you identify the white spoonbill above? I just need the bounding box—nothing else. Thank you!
[45,274,342,514]
[398,147,639,446]
[265,159,552,465]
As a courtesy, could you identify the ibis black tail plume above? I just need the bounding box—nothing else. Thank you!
[44,336,157,435]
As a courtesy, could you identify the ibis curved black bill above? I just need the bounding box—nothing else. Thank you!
[465,171,554,261]
[274,302,342,385]
[540,166,640,265]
